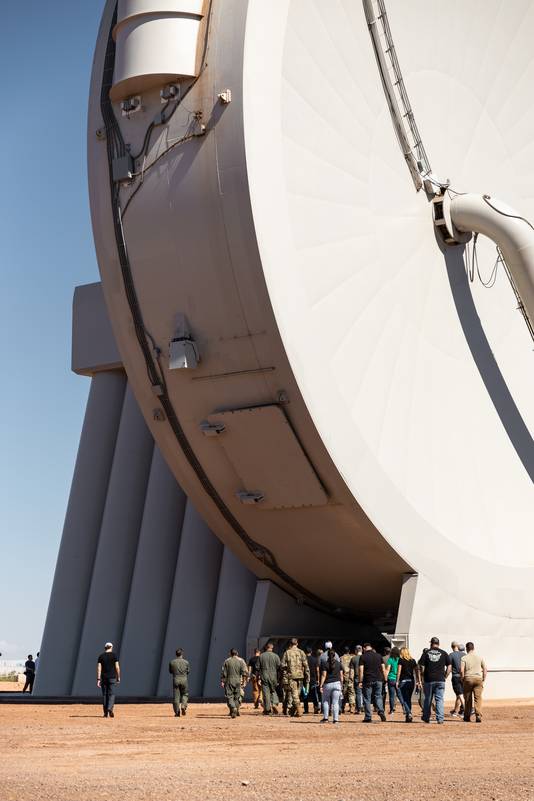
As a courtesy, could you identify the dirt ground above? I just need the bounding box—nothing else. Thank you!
[1,700,533,801]
[0,681,24,693]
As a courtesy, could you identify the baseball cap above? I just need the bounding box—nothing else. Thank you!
[105,642,113,649]
[324,640,333,649]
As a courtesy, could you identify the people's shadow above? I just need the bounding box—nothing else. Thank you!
[443,241,534,481]
[68,714,104,718]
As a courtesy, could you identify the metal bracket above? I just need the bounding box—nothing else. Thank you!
[432,194,472,247]
[236,491,265,505]
[200,421,226,437]
[121,95,142,116]
[112,154,134,183]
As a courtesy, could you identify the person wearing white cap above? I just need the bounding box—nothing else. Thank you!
[97,642,120,718]
[319,644,344,723]
[319,641,339,672]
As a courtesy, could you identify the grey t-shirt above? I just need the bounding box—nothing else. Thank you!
[449,650,465,676]
[349,654,361,675]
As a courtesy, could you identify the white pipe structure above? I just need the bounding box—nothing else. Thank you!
[110,0,206,101]
[450,193,534,332]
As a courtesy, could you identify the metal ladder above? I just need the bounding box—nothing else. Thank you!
[364,0,432,190]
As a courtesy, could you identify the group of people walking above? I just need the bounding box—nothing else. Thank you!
[95,636,488,724]
[217,636,487,724]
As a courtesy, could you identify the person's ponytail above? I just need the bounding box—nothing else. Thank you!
[327,648,336,672]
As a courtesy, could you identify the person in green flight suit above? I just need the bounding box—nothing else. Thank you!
[259,641,281,715]
[221,648,248,718]
[168,648,190,718]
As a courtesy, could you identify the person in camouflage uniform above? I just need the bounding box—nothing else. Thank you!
[168,648,190,717]
[281,638,310,718]
[281,667,293,716]
[340,646,356,713]
[221,648,248,718]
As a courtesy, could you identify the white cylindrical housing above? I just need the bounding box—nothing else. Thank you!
[111,0,205,101]
[450,193,534,330]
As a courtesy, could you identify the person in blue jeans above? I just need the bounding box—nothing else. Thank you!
[385,646,406,716]
[97,642,121,718]
[396,647,420,722]
[419,636,451,724]
[319,646,343,723]
[358,643,387,723]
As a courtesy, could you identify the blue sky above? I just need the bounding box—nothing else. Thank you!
[0,1,106,659]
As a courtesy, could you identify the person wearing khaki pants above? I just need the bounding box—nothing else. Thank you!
[461,642,487,723]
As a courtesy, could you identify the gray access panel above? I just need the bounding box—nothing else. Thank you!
[206,405,328,509]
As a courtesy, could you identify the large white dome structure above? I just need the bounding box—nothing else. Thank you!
[37,0,533,698]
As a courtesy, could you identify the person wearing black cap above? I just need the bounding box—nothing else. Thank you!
[419,636,451,724]
[22,655,36,694]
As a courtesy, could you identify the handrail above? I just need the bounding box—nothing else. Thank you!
[363,0,432,191]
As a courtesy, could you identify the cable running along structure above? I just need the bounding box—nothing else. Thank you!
[98,3,341,617]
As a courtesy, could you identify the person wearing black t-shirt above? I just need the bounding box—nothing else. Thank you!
[396,646,420,722]
[247,649,262,709]
[358,644,387,722]
[319,646,343,723]
[419,636,451,724]
[22,655,36,694]
[97,642,120,718]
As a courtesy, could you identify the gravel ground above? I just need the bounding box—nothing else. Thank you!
[1,701,533,801]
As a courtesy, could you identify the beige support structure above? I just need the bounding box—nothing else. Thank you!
[34,371,127,696]
[71,385,154,695]
[118,448,188,696]
[156,499,223,697]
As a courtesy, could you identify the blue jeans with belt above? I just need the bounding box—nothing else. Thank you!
[423,681,445,722]
[398,679,415,714]
[322,681,342,721]
[362,681,384,720]
[387,678,407,713]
